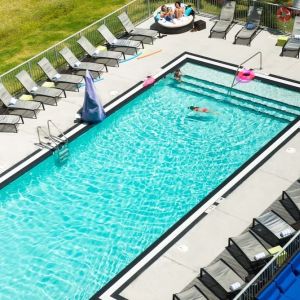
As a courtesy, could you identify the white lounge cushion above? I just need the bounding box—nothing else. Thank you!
[74,61,81,67]
[52,73,61,80]
[229,282,241,292]
[254,252,266,261]
[8,97,17,106]
[92,49,100,56]
[280,228,293,238]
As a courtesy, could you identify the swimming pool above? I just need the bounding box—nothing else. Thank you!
[0,59,299,300]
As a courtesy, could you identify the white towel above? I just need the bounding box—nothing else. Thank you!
[229,282,241,292]
[31,86,38,92]
[254,252,266,261]
[52,73,61,80]
[8,97,17,106]
[112,38,118,45]
[280,228,293,238]
[294,34,300,39]
[74,61,81,67]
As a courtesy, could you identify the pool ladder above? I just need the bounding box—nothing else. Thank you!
[36,120,69,164]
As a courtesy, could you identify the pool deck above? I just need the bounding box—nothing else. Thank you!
[1,14,300,300]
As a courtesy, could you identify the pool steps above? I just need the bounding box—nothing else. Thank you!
[183,75,300,115]
[173,76,299,122]
[174,82,294,123]
[179,80,297,121]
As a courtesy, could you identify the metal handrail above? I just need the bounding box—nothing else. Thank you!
[47,120,68,144]
[234,230,300,300]
[36,126,58,149]
[229,51,263,94]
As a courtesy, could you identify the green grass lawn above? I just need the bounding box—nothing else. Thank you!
[0,0,130,74]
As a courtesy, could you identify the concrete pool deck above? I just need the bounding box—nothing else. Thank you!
[1,15,300,175]
[0,14,300,300]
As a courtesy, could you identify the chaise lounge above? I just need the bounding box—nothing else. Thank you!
[199,259,245,299]
[77,36,123,67]
[38,57,83,92]
[251,210,296,246]
[281,182,300,221]
[173,285,207,300]
[281,16,300,58]
[16,70,65,106]
[118,12,158,44]
[0,83,44,118]
[227,230,271,273]
[98,24,143,56]
[0,113,24,133]
[209,1,236,39]
[59,47,107,77]
[233,6,263,45]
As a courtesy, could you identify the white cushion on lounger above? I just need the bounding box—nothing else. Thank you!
[92,49,100,56]
[254,252,266,260]
[52,73,61,80]
[280,228,293,237]
[74,61,81,67]
[8,97,17,106]
[294,34,300,39]
[229,282,241,291]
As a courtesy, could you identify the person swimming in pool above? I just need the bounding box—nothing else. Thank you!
[188,106,209,113]
[174,69,182,82]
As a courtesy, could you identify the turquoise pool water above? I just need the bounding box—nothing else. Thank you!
[0,62,298,300]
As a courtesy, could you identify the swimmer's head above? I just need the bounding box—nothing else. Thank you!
[188,106,195,110]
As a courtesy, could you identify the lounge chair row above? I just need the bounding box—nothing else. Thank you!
[174,192,298,299]
[211,1,300,57]
[0,13,159,132]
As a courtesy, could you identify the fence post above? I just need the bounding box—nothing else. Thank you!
[147,0,151,17]
[196,0,200,13]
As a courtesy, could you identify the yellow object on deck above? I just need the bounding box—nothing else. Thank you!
[42,81,55,88]
[96,45,107,51]
[19,94,33,101]
[276,35,289,47]
[268,245,288,266]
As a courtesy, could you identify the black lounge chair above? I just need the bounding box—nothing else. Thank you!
[173,285,208,300]
[77,36,123,67]
[38,57,83,92]
[59,47,106,77]
[281,16,300,58]
[118,12,158,44]
[209,1,236,39]
[15,70,65,106]
[98,24,143,56]
[0,83,44,118]
[0,113,24,133]
[282,182,300,221]
[199,259,245,299]
[234,6,263,45]
[251,210,296,246]
[227,230,272,273]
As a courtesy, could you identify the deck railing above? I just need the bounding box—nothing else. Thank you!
[234,230,300,300]
[0,0,298,94]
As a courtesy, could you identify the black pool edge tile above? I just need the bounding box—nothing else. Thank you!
[91,117,300,300]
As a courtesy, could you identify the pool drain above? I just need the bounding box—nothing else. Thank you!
[177,244,189,252]
[286,147,296,154]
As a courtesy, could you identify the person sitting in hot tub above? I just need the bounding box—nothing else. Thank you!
[160,5,174,21]
[174,1,184,18]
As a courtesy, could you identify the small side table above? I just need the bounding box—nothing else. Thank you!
[276,35,289,47]
[268,245,288,266]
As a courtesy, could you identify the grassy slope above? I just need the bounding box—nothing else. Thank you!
[0,0,130,74]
